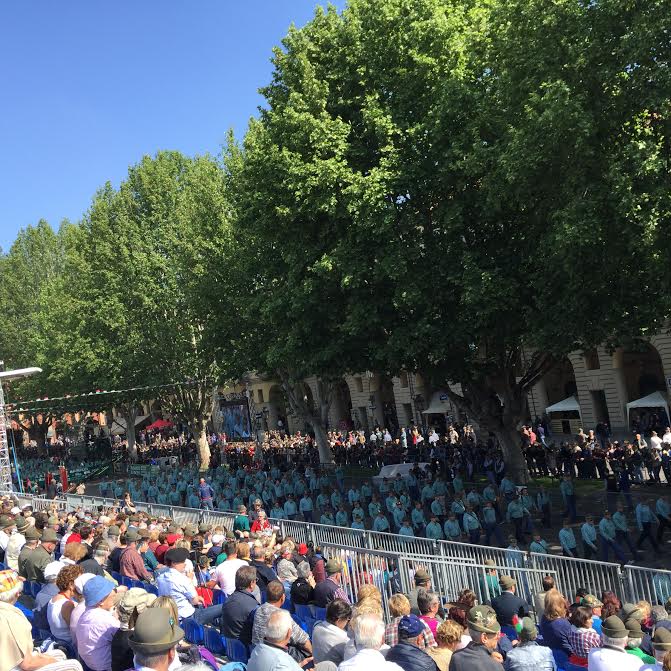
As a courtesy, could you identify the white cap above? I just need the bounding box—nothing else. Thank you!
[44,561,63,581]
[10,507,21,515]
[74,573,96,594]
[211,534,224,545]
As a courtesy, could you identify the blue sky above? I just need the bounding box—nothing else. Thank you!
[0,1,342,250]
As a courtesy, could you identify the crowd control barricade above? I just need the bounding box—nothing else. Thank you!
[319,542,399,620]
[528,551,623,602]
[623,565,671,606]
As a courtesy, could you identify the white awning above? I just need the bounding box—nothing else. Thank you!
[422,391,451,415]
[626,391,669,422]
[545,396,581,415]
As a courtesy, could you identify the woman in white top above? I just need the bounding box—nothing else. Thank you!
[48,564,83,643]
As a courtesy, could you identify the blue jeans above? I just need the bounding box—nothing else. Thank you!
[190,603,224,626]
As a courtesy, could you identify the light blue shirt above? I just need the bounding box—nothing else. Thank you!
[599,518,616,541]
[559,527,577,554]
[373,515,390,532]
[636,503,657,530]
[156,568,197,619]
[581,523,597,549]
[462,512,480,531]
[657,499,671,521]
[612,511,628,532]
[426,521,444,540]
[444,519,461,539]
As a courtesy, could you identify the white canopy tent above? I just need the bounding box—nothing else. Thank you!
[421,391,451,415]
[545,395,582,417]
[626,391,670,424]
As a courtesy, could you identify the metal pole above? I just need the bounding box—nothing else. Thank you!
[0,379,13,491]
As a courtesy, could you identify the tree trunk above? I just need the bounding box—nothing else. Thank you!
[278,370,334,465]
[495,427,529,484]
[191,418,210,471]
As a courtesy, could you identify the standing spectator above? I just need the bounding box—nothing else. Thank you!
[77,577,121,671]
[250,545,278,592]
[198,477,215,510]
[409,569,432,615]
[491,576,530,628]
[219,565,259,646]
[417,591,441,637]
[503,617,554,671]
[313,599,352,665]
[313,558,350,608]
[538,590,572,658]
[276,545,299,591]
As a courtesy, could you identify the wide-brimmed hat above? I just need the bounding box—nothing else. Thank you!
[468,605,501,634]
[41,528,59,543]
[107,525,120,537]
[581,594,603,608]
[83,576,116,607]
[125,529,140,542]
[117,587,157,619]
[414,568,431,585]
[129,608,184,654]
[652,627,671,650]
[601,615,629,639]
[325,558,342,575]
[625,618,644,638]
[15,517,29,532]
[520,616,537,640]
[24,526,41,541]
[499,576,516,590]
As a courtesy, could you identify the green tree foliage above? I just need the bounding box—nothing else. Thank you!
[226,0,670,478]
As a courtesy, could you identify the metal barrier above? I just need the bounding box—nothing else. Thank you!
[528,552,623,602]
[12,490,671,609]
[623,565,671,606]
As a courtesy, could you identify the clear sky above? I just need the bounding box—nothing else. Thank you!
[0,1,341,250]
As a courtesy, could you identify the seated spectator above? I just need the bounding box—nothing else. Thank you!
[79,539,110,578]
[386,614,439,671]
[385,593,436,649]
[623,602,654,657]
[428,620,462,671]
[111,588,157,671]
[503,617,554,671]
[0,569,82,671]
[581,594,603,635]
[247,609,313,671]
[448,605,472,650]
[33,561,62,640]
[250,544,278,592]
[312,598,352,665]
[220,565,259,646]
[276,544,299,588]
[291,561,316,605]
[449,606,503,671]
[155,547,223,626]
[48,563,83,644]
[214,541,248,595]
[418,590,442,636]
[491,576,530,627]
[70,573,97,649]
[587,615,644,670]
[77,576,121,671]
[127,608,185,671]
[252,580,312,661]
[339,612,404,671]
[314,558,350,608]
[648,628,671,667]
[600,591,622,620]
[655,599,671,632]
[22,528,59,583]
[567,605,600,665]
[119,530,153,583]
[625,618,656,665]
[539,589,572,657]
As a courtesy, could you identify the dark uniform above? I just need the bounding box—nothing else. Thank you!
[21,544,52,582]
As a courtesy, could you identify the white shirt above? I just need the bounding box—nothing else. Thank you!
[651,435,663,450]
[312,621,349,665]
[156,567,197,619]
[5,533,25,571]
[0,529,11,551]
[215,558,248,595]
[588,646,644,671]
[338,648,403,671]
[663,431,671,446]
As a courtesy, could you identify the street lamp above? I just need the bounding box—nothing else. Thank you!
[0,365,43,492]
